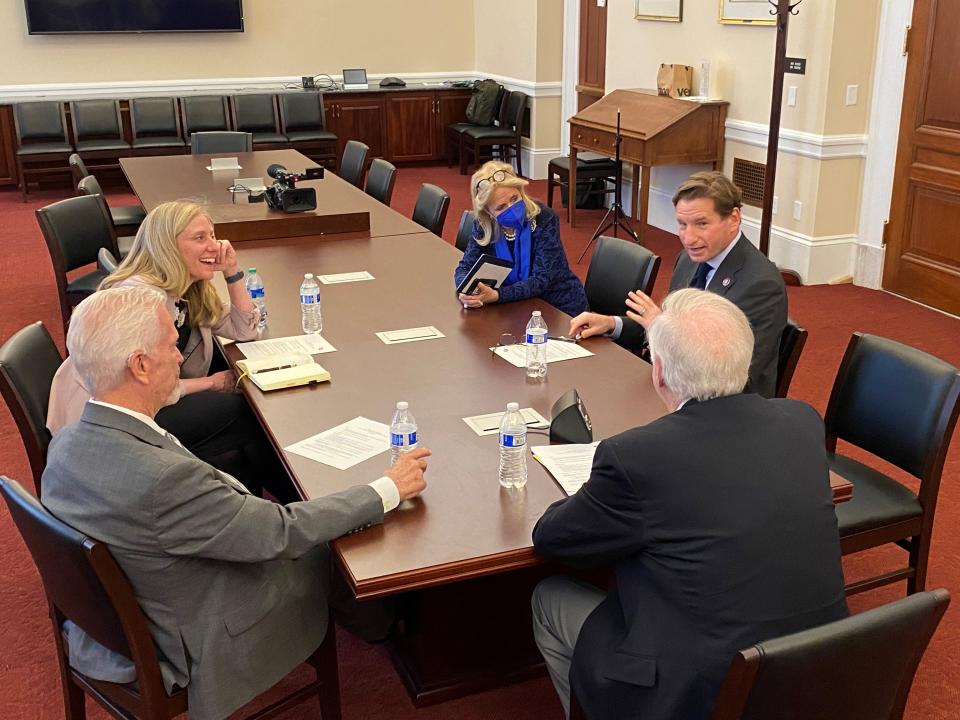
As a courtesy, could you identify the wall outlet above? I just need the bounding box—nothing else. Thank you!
[787,86,798,107]
[793,200,803,221]
[845,84,859,106]
[772,196,778,214]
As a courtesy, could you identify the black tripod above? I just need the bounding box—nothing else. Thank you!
[577,109,639,263]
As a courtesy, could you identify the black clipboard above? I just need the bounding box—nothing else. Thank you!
[456,255,514,294]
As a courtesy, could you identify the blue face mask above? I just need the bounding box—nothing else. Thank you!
[496,199,527,231]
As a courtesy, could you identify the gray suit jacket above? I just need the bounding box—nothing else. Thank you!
[619,232,787,397]
[42,402,384,720]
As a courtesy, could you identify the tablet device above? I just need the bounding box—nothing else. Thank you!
[456,255,514,294]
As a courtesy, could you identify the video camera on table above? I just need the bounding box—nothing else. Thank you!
[264,163,324,213]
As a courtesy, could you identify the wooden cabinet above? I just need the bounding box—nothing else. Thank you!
[384,89,472,162]
[0,106,18,188]
[324,95,386,161]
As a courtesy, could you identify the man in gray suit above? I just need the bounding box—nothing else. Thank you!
[570,171,787,397]
[41,286,431,720]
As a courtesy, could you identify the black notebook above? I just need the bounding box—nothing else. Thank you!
[456,255,514,294]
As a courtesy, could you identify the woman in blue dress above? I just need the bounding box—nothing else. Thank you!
[454,161,587,316]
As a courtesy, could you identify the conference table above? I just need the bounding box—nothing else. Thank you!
[123,150,853,705]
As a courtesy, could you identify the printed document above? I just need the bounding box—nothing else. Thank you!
[492,340,594,368]
[531,442,600,495]
[285,416,390,471]
[236,334,336,358]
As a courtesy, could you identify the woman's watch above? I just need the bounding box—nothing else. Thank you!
[224,269,245,284]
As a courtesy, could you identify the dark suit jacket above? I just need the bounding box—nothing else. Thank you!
[533,394,847,720]
[42,403,384,720]
[619,233,787,397]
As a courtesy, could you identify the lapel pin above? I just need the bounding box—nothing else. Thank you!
[721,277,732,287]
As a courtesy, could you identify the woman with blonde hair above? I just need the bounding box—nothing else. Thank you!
[454,161,587,316]
[47,200,294,499]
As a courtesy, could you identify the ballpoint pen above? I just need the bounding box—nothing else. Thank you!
[547,335,580,343]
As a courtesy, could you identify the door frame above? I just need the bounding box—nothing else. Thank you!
[560,0,581,153]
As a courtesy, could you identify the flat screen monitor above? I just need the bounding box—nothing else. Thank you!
[24,0,244,34]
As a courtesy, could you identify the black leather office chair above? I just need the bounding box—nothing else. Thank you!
[775,319,808,399]
[455,210,477,252]
[412,183,450,236]
[68,100,130,169]
[446,84,505,168]
[710,589,950,720]
[461,90,527,176]
[13,101,74,201]
[180,96,230,138]
[0,475,343,720]
[339,140,369,188]
[826,333,960,596]
[232,94,287,145]
[0,325,62,494]
[130,97,186,152]
[36,195,117,333]
[98,247,120,274]
[584,235,660,316]
[75,170,145,239]
[364,158,397,206]
[190,131,253,155]
[278,93,338,169]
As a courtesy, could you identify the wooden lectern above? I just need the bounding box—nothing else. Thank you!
[567,89,728,244]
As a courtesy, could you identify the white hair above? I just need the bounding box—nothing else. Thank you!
[647,289,753,403]
[67,286,169,395]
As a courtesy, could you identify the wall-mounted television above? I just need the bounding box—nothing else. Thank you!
[24,0,244,34]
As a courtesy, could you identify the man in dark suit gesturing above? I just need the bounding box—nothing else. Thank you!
[41,286,431,720]
[535,289,846,720]
[569,171,786,397]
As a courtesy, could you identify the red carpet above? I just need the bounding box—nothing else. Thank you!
[1,165,958,718]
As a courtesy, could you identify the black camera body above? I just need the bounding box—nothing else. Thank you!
[264,164,324,213]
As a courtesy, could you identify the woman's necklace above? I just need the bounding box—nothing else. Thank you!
[503,228,517,241]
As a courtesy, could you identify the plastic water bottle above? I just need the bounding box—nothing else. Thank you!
[299,273,322,334]
[390,401,418,464]
[525,311,548,379]
[498,402,528,489]
[244,267,267,330]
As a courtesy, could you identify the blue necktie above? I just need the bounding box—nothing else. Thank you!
[690,263,710,290]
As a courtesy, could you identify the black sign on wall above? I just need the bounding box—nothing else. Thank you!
[785,57,807,74]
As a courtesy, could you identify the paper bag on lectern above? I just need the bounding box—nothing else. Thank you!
[657,64,693,99]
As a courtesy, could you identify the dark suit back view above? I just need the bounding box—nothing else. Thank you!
[533,394,848,720]
[619,233,787,398]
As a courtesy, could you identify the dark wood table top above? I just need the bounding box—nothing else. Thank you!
[120,150,427,240]
[222,232,665,598]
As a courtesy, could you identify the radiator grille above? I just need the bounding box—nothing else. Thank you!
[732,158,766,207]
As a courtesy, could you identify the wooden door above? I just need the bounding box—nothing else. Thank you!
[883,0,960,315]
[333,96,386,160]
[576,0,607,111]
[386,92,436,162]
[0,106,18,187]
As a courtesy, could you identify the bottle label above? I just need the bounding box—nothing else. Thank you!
[300,294,319,304]
[248,288,265,299]
[526,332,547,345]
[391,431,418,447]
[500,432,525,448]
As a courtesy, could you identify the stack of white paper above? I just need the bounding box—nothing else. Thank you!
[492,341,593,368]
[531,442,600,495]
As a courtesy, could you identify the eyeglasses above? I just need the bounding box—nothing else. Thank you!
[475,169,513,193]
[492,332,518,358]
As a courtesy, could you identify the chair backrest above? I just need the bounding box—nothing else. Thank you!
[14,102,68,143]
[190,131,252,155]
[36,194,116,273]
[364,158,397,206]
[501,91,528,132]
[77,173,104,198]
[68,153,91,189]
[180,95,230,135]
[340,140,369,188]
[0,476,172,707]
[232,94,280,133]
[69,99,123,141]
[583,235,660,316]
[279,92,327,132]
[412,183,451,236]
[824,333,960,484]
[130,97,181,137]
[775,319,808,399]
[711,589,950,720]
[455,210,477,252]
[98,247,119,274]
[0,324,61,490]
